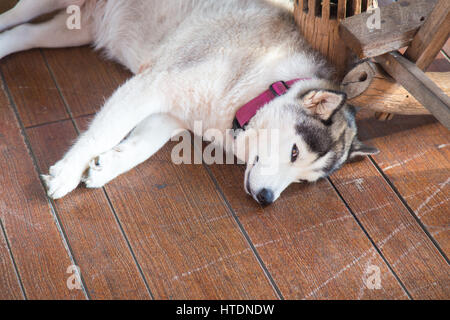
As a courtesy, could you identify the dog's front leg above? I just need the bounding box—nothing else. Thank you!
[43,72,168,199]
[83,114,185,188]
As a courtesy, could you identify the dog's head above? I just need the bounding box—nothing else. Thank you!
[234,79,378,205]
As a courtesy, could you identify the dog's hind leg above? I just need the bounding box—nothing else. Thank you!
[0,0,85,32]
[42,72,171,199]
[0,6,92,59]
[83,114,185,188]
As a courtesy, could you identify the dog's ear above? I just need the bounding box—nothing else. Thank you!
[301,90,347,121]
[348,138,379,161]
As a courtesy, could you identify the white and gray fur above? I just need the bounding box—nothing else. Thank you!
[0,0,378,204]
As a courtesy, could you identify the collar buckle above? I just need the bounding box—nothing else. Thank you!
[269,81,290,97]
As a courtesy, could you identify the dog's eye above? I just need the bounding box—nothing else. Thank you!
[291,144,299,163]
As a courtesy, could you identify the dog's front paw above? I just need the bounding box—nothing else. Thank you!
[83,151,119,189]
[42,160,84,199]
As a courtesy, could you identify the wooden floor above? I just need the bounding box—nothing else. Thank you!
[0,6,449,302]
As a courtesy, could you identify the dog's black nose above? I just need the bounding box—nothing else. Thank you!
[257,189,274,206]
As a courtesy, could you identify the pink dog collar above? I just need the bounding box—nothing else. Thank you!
[233,78,310,131]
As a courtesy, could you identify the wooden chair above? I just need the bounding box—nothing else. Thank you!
[294,0,380,79]
[294,0,450,129]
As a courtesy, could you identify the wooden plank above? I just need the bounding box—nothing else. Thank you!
[27,121,152,300]
[339,0,437,58]
[322,0,330,20]
[374,52,450,129]
[352,0,363,16]
[43,47,131,117]
[404,0,450,71]
[308,0,317,17]
[0,225,23,299]
[0,50,69,127]
[337,0,347,20]
[330,158,450,299]
[0,79,85,300]
[76,117,277,299]
[356,109,450,258]
[207,163,408,299]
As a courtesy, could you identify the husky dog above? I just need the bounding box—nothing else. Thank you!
[0,0,378,205]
